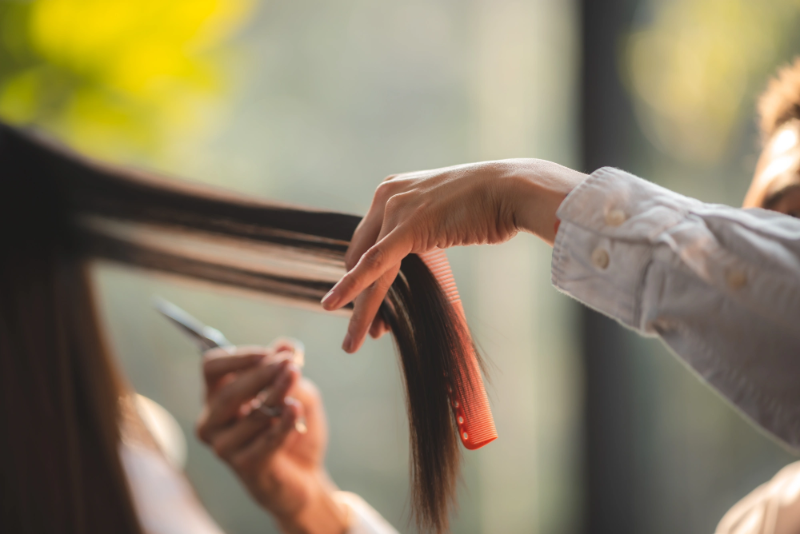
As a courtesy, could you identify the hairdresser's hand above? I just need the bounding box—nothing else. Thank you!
[196,341,349,534]
[321,158,587,352]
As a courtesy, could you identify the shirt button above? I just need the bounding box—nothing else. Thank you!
[605,209,627,227]
[726,269,747,290]
[591,247,610,270]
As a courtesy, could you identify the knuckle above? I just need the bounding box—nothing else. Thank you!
[362,246,385,270]
[383,193,403,215]
[230,453,251,473]
[375,180,396,201]
[384,192,421,225]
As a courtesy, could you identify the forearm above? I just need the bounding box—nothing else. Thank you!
[273,473,350,534]
[275,484,400,534]
[547,167,800,447]
[505,159,588,244]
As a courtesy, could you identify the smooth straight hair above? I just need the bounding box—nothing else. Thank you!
[0,123,487,533]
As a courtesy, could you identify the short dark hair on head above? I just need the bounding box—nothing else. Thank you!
[759,57,800,140]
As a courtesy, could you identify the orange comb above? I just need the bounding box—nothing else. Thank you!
[419,249,497,450]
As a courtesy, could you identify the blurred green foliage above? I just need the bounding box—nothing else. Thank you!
[0,0,253,160]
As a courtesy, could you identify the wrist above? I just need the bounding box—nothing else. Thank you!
[506,160,586,244]
[277,473,350,534]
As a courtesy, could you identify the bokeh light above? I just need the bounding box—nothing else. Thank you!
[624,0,800,163]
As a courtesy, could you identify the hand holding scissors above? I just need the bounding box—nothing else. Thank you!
[154,298,306,428]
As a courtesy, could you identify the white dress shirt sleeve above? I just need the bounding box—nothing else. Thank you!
[333,492,400,534]
[120,442,225,534]
[551,167,800,448]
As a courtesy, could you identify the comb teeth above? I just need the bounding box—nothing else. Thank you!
[418,253,460,304]
[419,249,497,451]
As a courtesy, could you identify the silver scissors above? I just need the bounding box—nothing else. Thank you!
[154,297,306,431]
[154,297,234,352]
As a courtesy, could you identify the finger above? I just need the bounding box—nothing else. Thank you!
[369,297,396,339]
[344,178,401,269]
[239,350,300,418]
[203,346,270,386]
[288,377,321,415]
[321,228,413,311]
[287,378,323,436]
[230,400,301,473]
[210,410,275,459]
[269,338,305,367]
[368,316,390,339]
[269,339,296,354]
[345,210,384,271]
[342,263,400,353]
[260,363,299,408]
[205,358,291,431]
[205,345,274,361]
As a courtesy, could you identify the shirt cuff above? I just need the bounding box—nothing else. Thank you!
[551,167,697,331]
[333,492,399,534]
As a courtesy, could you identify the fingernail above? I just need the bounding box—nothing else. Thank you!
[342,332,353,352]
[275,349,294,362]
[321,288,339,310]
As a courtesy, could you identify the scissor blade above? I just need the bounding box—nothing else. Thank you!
[153,297,230,351]
[153,298,306,434]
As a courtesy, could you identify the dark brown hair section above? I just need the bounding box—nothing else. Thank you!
[0,193,143,530]
[0,123,485,533]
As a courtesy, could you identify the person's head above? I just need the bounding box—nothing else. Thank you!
[744,58,800,214]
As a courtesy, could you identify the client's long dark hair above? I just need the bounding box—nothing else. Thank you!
[0,122,485,533]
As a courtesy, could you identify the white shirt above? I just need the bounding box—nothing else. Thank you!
[552,167,800,534]
[553,167,800,449]
[121,442,225,534]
